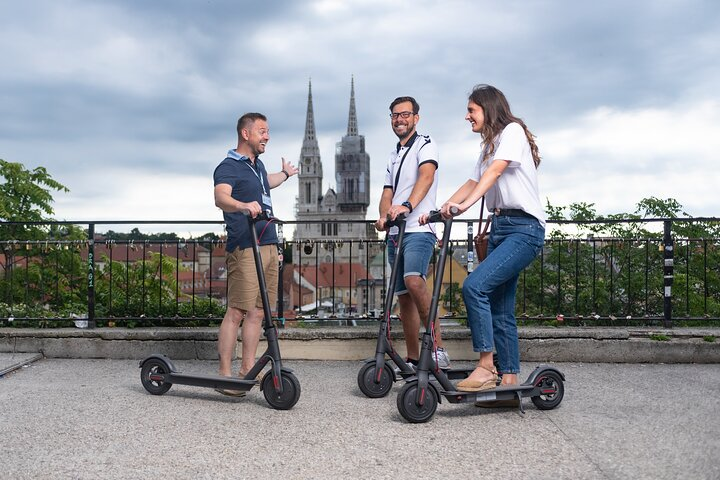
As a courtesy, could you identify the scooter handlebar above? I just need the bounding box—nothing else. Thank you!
[241,209,273,223]
[385,212,407,229]
[426,206,459,223]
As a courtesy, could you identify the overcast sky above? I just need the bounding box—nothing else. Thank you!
[1,0,718,236]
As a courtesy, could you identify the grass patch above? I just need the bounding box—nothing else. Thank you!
[703,335,716,343]
[650,334,670,341]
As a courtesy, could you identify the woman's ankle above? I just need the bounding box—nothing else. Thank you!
[477,353,496,372]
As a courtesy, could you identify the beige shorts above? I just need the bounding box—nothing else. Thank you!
[226,244,279,312]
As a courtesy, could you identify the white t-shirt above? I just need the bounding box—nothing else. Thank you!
[384,132,439,234]
[471,122,545,226]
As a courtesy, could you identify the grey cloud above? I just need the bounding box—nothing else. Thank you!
[1,0,719,221]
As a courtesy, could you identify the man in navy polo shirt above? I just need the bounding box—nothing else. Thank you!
[213,112,298,395]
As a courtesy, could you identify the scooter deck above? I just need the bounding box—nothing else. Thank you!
[439,384,534,404]
[396,367,465,381]
[157,372,260,392]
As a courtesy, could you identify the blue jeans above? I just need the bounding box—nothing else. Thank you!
[387,232,436,295]
[462,215,544,374]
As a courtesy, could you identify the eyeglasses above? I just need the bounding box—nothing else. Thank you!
[390,111,415,119]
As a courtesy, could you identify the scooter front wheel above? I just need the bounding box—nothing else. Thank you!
[262,371,301,410]
[140,358,173,395]
[397,381,437,423]
[357,361,395,398]
[531,370,564,410]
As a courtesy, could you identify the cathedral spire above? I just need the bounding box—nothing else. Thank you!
[302,78,320,157]
[347,75,358,136]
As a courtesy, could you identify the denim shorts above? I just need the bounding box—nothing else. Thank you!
[386,232,436,295]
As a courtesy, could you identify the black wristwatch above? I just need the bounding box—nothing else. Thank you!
[401,201,413,213]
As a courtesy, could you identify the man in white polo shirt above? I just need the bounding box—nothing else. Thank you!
[375,96,450,369]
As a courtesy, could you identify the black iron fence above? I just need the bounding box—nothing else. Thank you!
[1,217,718,328]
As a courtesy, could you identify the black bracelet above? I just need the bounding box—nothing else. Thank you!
[281,170,290,180]
[401,201,413,213]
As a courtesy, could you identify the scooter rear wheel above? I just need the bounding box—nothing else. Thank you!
[140,358,173,395]
[262,371,301,410]
[357,361,395,398]
[397,381,437,423]
[531,370,564,410]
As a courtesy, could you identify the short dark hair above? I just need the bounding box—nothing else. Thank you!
[389,96,419,114]
[236,112,267,135]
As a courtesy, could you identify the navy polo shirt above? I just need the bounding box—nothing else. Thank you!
[213,149,278,252]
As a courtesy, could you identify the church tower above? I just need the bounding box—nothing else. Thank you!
[297,79,323,215]
[293,77,377,261]
[335,76,371,214]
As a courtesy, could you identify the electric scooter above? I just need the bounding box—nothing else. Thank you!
[396,210,565,423]
[357,213,469,398]
[139,211,301,410]
[356,213,415,397]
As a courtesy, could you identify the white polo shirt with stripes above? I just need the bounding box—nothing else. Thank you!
[384,132,439,234]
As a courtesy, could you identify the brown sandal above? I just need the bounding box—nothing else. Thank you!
[215,388,246,397]
[456,365,499,392]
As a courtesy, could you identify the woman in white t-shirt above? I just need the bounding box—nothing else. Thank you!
[431,85,545,401]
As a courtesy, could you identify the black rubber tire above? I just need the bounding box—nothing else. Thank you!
[357,361,395,398]
[531,370,564,410]
[396,382,438,423]
[262,371,301,410]
[140,358,173,395]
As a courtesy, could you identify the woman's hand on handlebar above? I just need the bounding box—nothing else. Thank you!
[440,202,464,219]
[418,213,430,226]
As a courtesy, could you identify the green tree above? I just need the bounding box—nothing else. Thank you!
[94,251,224,326]
[1,159,69,279]
[101,228,182,241]
[441,282,466,319]
[531,197,720,324]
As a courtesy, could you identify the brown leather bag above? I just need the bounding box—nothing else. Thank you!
[473,197,491,262]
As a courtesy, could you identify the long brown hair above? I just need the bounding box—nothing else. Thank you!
[469,84,541,168]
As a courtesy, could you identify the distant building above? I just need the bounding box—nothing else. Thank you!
[293,77,378,264]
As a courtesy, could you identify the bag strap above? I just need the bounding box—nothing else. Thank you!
[477,196,491,234]
[392,132,418,193]
[480,213,492,235]
[476,144,491,235]
[476,143,490,223]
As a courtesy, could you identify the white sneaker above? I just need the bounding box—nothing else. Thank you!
[433,347,451,369]
[393,360,417,379]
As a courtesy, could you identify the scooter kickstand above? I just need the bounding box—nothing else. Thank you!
[516,391,525,416]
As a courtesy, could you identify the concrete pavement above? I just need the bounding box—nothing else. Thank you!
[1,357,718,479]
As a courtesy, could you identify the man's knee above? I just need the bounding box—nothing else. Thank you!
[225,307,246,325]
[243,308,264,325]
[404,275,426,292]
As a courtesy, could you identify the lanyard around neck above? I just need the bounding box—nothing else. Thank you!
[242,158,268,195]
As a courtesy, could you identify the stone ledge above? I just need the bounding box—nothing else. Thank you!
[0,325,652,340]
[1,326,718,363]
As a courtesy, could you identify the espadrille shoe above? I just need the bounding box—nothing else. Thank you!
[456,365,499,392]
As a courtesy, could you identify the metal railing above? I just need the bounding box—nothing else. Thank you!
[1,217,719,328]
